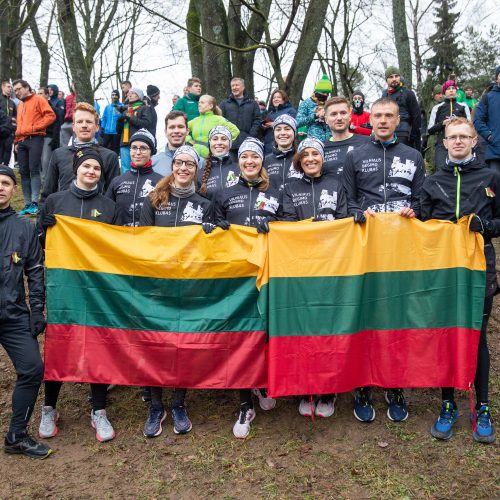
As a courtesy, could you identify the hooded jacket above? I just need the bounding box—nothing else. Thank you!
[116,102,155,146]
[101,101,123,135]
[282,172,348,221]
[173,92,200,122]
[342,138,425,216]
[0,207,44,321]
[323,134,370,180]
[40,143,120,205]
[474,84,500,161]
[47,84,65,123]
[14,93,56,143]
[421,155,500,296]
[296,97,331,142]
[197,154,240,200]
[264,147,302,192]
[427,97,471,144]
[215,176,282,227]
[139,191,213,227]
[105,163,163,226]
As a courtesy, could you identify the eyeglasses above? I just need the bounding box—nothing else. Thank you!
[444,135,473,142]
[173,159,197,169]
[130,146,150,153]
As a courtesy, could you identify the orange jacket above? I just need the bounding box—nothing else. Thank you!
[15,93,56,142]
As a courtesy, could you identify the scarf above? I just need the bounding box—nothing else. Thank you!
[310,93,326,108]
[70,180,99,199]
[240,173,263,187]
[123,101,143,144]
[387,84,401,95]
[446,153,476,169]
[130,159,153,173]
[170,182,196,198]
[72,137,97,148]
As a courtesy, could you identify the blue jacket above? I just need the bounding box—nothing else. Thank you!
[474,84,500,161]
[263,102,297,153]
[296,97,330,142]
[101,102,122,135]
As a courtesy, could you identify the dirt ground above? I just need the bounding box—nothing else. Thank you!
[0,181,498,499]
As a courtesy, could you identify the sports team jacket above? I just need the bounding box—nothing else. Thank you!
[282,172,348,221]
[427,98,470,144]
[105,163,163,226]
[263,147,302,192]
[0,207,44,321]
[342,138,425,216]
[323,134,370,180]
[197,155,240,201]
[215,176,282,227]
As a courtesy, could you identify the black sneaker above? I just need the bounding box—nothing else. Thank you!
[4,432,53,459]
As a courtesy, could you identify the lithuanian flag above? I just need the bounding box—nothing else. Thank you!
[44,216,267,388]
[253,214,485,397]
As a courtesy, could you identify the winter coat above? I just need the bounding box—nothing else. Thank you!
[197,154,240,200]
[215,176,282,227]
[263,147,302,192]
[64,92,76,122]
[350,110,371,136]
[427,98,471,144]
[14,93,56,143]
[282,172,348,221]
[140,191,213,227]
[105,163,163,226]
[342,138,425,216]
[187,111,239,158]
[116,103,156,146]
[296,97,331,142]
[421,155,500,296]
[173,92,200,122]
[323,134,370,180]
[0,207,44,321]
[262,102,297,153]
[101,103,123,135]
[220,94,262,151]
[47,85,65,124]
[474,84,500,161]
[40,143,120,205]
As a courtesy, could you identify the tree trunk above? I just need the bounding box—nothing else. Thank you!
[186,0,204,81]
[284,0,329,107]
[57,0,94,103]
[392,0,413,87]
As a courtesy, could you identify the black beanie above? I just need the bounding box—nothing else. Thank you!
[130,128,157,155]
[111,89,119,98]
[73,147,104,175]
[352,90,365,101]
[147,84,160,98]
[0,165,16,184]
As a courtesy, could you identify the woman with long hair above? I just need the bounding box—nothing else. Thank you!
[262,89,297,153]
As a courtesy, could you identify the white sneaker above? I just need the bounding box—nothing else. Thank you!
[299,396,316,416]
[39,406,59,438]
[91,410,115,442]
[233,406,256,439]
[315,395,337,418]
[252,388,276,411]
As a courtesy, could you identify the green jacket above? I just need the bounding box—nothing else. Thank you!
[187,111,240,158]
[173,92,200,122]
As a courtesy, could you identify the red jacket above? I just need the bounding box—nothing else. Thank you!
[15,93,56,143]
[64,92,76,122]
[350,110,371,136]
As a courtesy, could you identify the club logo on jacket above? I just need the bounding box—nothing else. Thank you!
[318,190,337,210]
[226,170,239,188]
[11,252,21,264]
[254,192,279,213]
[180,201,203,223]
[485,186,495,198]
[91,209,101,218]
[140,179,156,198]
[389,156,416,181]
[288,165,303,180]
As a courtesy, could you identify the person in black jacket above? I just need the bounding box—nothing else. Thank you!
[422,118,498,444]
[0,81,17,165]
[220,78,262,157]
[37,148,122,444]
[0,165,52,459]
[116,88,155,173]
[198,125,239,200]
[427,80,471,171]
[215,137,280,439]
[382,66,422,150]
[40,102,120,207]
[343,97,425,424]
[263,114,302,191]
[105,128,162,226]
[140,144,214,438]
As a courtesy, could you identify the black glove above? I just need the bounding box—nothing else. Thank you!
[30,310,46,337]
[41,214,57,229]
[353,212,366,224]
[312,215,324,222]
[217,219,231,230]
[470,215,493,237]
[202,222,216,234]
[256,218,270,234]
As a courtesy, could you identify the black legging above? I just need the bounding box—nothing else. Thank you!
[150,387,187,408]
[44,381,108,412]
[442,295,492,405]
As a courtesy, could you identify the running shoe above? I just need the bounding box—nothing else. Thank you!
[252,388,276,411]
[298,396,316,417]
[39,406,59,438]
[4,432,53,459]
[172,406,192,435]
[472,404,496,444]
[143,406,166,438]
[18,203,32,215]
[431,400,458,440]
[91,409,115,442]
[233,404,256,439]
[354,387,376,422]
[315,394,337,418]
[385,389,408,422]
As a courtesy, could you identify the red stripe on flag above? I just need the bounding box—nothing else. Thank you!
[44,324,267,389]
[267,328,480,397]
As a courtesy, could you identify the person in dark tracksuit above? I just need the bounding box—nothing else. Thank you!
[106,128,162,227]
[198,125,239,201]
[214,137,281,439]
[263,114,302,192]
[140,145,214,438]
[37,148,122,443]
[343,97,425,424]
[0,165,51,459]
[422,118,498,444]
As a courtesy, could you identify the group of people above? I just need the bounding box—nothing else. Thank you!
[1,65,500,459]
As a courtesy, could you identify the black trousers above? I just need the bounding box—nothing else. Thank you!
[44,381,108,412]
[101,133,121,156]
[0,317,44,433]
[17,135,44,204]
[0,133,14,165]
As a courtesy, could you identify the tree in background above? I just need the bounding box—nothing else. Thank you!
[392,0,412,87]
